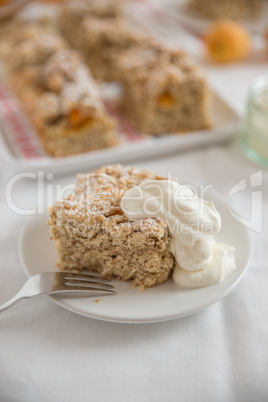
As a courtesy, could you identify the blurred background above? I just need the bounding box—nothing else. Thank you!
[0,0,267,170]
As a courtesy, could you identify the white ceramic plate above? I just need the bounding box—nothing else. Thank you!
[19,193,251,324]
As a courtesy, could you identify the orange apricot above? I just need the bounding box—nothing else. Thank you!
[204,20,251,63]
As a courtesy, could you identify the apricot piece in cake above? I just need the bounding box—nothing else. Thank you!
[157,92,175,109]
[67,109,94,129]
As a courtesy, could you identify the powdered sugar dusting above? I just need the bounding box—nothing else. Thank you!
[49,164,167,235]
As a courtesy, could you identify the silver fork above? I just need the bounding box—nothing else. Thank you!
[0,271,116,313]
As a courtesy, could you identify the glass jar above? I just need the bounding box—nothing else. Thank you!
[241,75,268,167]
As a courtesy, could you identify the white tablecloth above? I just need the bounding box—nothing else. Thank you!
[1,13,268,402]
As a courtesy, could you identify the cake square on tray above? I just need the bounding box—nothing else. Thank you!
[117,45,212,135]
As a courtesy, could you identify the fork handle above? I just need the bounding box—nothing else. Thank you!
[0,277,44,313]
[0,293,24,313]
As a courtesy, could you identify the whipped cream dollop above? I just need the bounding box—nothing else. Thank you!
[121,180,236,288]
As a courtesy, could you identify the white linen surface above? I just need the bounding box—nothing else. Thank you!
[1,16,268,402]
[1,141,267,402]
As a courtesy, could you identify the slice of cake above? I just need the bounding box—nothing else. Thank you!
[60,0,212,135]
[11,49,119,157]
[0,19,119,157]
[117,44,211,134]
[61,0,121,49]
[76,17,152,81]
[0,21,67,72]
[188,0,264,20]
[48,165,175,289]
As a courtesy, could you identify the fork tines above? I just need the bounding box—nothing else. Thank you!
[56,271,116,295]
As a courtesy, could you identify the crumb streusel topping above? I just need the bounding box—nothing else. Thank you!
[53,164,164,216]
